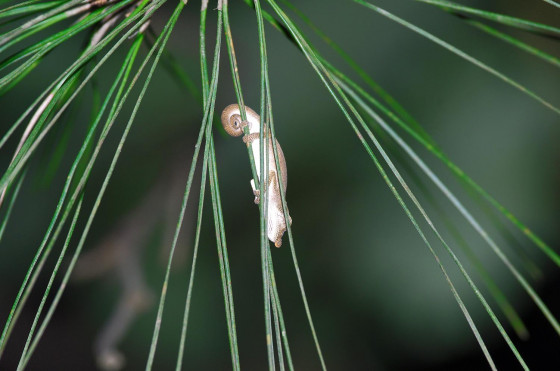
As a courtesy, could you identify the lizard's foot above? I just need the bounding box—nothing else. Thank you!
[253,189,260,204]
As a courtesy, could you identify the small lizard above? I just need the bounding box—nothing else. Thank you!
[221,104,292,247]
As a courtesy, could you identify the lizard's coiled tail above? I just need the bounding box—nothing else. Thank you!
[220,104,260,137]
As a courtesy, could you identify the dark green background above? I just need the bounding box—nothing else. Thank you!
[0,0,559,369]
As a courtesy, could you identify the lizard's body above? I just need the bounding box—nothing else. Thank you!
[221,104,291,247]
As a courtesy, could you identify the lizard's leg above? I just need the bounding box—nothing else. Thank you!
[250,179,259,204]
[245,132,262,203]
[250,170,276,204]
[243,132,260,145]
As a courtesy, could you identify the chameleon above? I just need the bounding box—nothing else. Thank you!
[220,104,292,247]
